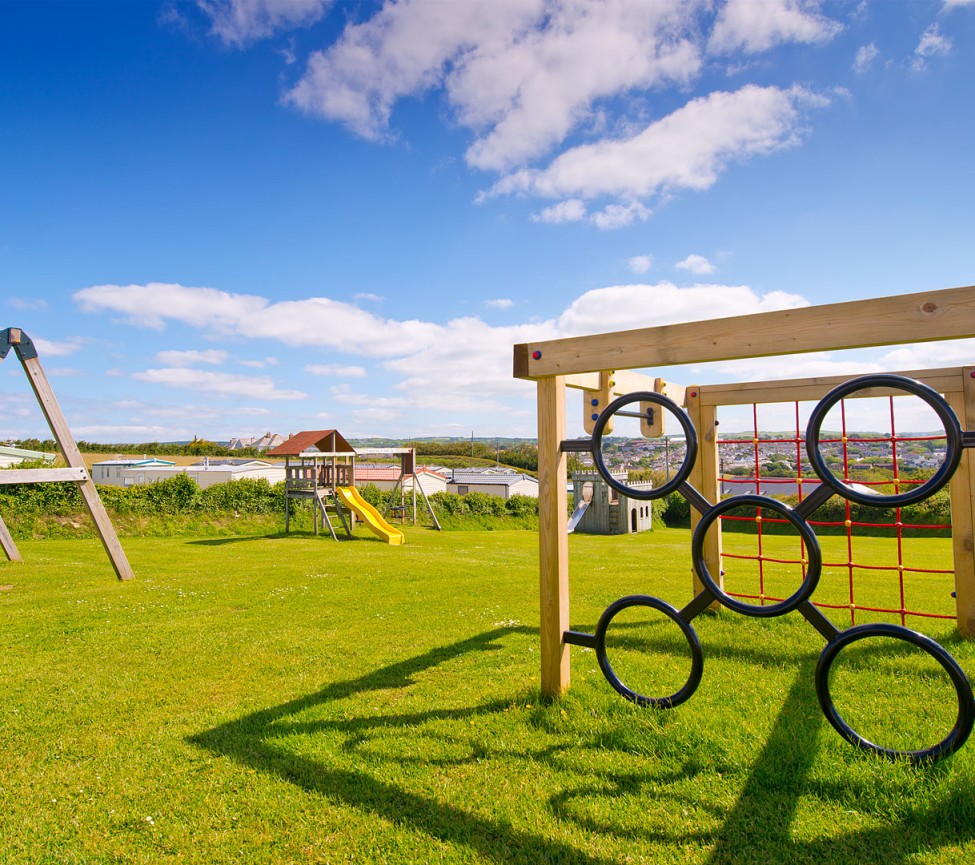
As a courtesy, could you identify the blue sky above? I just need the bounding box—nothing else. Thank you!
[2,0,974,444]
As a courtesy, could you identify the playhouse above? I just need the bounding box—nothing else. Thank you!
[568,470,653,534]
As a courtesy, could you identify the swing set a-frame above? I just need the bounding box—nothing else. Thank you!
[0,327,133,581]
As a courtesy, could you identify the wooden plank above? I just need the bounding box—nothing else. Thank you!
[537,376,570,697]
[19,355,134,581]
[699,367,964,407]
[513,285,975,380]
[565,369,656,393]
[686,387,721,603]
[0,513,22,562]
[948,369,975,637]
[0,467,87,485]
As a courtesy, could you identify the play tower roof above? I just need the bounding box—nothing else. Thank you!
[267,429,355,457]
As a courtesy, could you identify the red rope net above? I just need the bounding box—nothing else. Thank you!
[716,398,954,625]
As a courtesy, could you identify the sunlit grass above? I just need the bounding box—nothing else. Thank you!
[1,527,974,864]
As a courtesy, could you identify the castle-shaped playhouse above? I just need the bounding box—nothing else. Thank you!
[569,470,653,535]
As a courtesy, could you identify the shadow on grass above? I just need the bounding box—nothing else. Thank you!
[189,627,975,864]
[189,626,621,865]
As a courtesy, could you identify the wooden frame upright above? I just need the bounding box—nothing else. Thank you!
[514,285,975,697]
[0,327,134,580]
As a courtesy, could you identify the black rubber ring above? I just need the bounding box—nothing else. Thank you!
[815,622,975,764]
[591,392,698,500]
[691,494,822,617]
[594,595,703,709]
[805,374,962,508]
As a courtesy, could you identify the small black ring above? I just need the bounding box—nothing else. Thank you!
[591,392,698,500]
[594,595,703,709]
[806,374,962,508]
[815,622,975,763]
[692,494,822,617]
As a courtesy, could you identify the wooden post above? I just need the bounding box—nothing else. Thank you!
[686,386,721,600]
[537,375,570,697]
[18,354,134,581]
[948,368,975,636]
[0,514,22,562]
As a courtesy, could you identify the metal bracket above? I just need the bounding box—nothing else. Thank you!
[0,327,38,361]
[560,439,593,453]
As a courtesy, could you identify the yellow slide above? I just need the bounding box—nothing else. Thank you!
[336,486,405,545]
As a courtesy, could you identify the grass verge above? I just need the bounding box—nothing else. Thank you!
[1,527,974,863]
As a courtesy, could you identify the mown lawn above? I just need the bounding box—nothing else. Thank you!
[1,526,974,864]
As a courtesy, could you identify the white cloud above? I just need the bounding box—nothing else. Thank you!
[355,292,383,303]
[8,297,49,310]
[484,299,514,310]
[531,199,587,224]
[853,43,879,73]
[75,283,441,356]
[489,85,826,202]
[675,254,716,274]
[155,349,228,366]
[287,1,702,174]
[628,255,654,274]
[76,279,818,432]
[913,24,952,70]
[708,0,842,55]
[132,368,308,400]
[305,363,368,377]
[31,337,86,357]
[198,0,331,47]
[591,201,650,230]
[554,281,808,336]
[352,407,403,424]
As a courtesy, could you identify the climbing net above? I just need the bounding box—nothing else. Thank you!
[717,397,954,626]
[565,373,975,764]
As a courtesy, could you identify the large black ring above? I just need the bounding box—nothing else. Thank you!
[815,623,975,763]
[591,392,698,500]
[594,595,703,709]
[692,494,822,617]
[806,374,962,508]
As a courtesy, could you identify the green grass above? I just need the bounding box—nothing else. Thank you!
[2,527,975,864]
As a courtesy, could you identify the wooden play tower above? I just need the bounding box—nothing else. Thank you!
[269,429,358,538]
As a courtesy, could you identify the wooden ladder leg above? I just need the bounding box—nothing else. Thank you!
[20,354,134,581]
[0,514,23,562]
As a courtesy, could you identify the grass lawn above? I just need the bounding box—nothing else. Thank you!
[2,526,974,864]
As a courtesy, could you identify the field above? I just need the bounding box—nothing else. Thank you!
[2,527,975,864]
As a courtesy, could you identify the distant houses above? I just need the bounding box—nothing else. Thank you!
[91,457,176,485]
[448,468,539,499]
[227,432,287,452]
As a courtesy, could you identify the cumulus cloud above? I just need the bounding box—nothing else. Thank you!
[287,0,700,172]
[132,367,307,400]
[489,85,827,202]
[76,279,818,429]
[708,0,842,54]
[913,24,952,70]
[675,254,716,274]
[32,336,87,357]
[198,0,330,47]
[155,349,228,366]
[591,202,651,230]
[853,43,879,73]
[305,363,368,377]
[484,299,514,310]
[531,199,587,224]
[8,297,49,310]
[628,255,654,274]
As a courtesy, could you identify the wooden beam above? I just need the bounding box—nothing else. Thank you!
[699,367,965,407]
[0,467,88,485]
[514,285,975,380]
[0,513,22,562]
[537,376,570,697]
[686,387,721,603]
[18,355,134,581]
[949,368,975,637]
